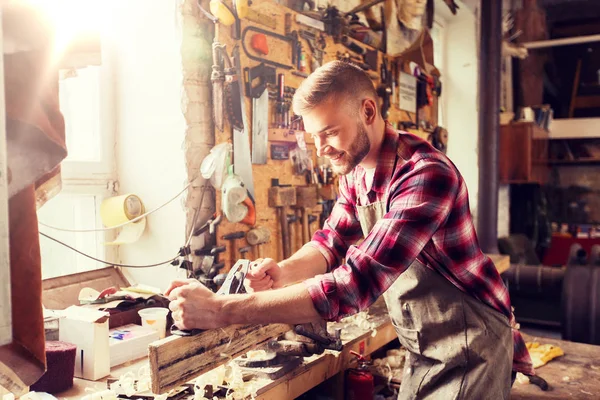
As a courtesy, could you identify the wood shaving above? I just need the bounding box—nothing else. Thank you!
[245,350,271,361]
[341,311,378,337]
[372,349,406,383]
[516,372,530,384]
[193,360,269,400]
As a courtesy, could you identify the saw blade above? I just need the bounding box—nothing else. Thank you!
[232,45,255,200]
[251,89,269,165]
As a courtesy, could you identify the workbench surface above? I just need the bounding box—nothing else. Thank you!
[511,334,600,399]
[56,255,509,399]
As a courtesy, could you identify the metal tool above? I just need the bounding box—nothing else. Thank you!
[232,45,255,201]
[242,25,294,70]
[223,230,246,260]
[171,259,251,336]
[252,88,269,164]
[244,63,276,99]
[299,30,326,68]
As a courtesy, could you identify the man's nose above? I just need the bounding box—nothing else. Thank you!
[315,137,328,157]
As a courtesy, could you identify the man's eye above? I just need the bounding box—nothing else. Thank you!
[326,130,338,137]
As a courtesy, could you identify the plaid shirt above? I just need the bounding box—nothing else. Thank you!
[303,123,534,375]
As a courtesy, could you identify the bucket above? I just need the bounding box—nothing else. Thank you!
[138,307,169,339]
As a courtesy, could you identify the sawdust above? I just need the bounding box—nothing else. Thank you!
[341,311,378,338]
[193,360,269,400]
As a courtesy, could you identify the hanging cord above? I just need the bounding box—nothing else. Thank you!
[38,232,180,268]
[39,183,210,269]
[38,182,193,232]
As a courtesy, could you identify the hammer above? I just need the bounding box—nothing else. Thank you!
[247,227,271,259]
[223,231,246,264]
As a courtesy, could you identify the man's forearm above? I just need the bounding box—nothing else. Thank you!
[219,283,321,325]
[278,245,329,286]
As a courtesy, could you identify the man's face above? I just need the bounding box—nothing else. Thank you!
[303,98,371,175]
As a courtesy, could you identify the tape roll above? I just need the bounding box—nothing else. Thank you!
[100,194,146,245]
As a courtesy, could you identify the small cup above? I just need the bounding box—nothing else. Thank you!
[138,307,169,339]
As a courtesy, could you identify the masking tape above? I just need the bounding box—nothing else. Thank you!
[100,194,146,246]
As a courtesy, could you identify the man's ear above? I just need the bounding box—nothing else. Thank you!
[362,98,378,125]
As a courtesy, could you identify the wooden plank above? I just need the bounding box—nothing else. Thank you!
[0,18,10,348]
[488,254,510,274]
[149,323,291,394]
[511,334,600,399]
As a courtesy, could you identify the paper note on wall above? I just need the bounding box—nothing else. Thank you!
[100,194,146,245]
[399,72,417,114]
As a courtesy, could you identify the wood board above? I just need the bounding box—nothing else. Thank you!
[511,333,600,399]
[149,323,291,394]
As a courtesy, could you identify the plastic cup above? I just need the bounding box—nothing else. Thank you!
[138,307,169,339]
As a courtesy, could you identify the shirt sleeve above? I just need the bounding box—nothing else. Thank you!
[304,158,459,321]
[303,174,364,271]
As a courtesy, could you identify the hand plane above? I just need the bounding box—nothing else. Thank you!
[170,259,251,336]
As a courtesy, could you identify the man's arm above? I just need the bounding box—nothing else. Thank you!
[222,284,320,325]
[304,159,460,321]
[246,175,363,290]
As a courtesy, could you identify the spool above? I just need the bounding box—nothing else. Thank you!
[100,194,146,245]
[30,341,77,394]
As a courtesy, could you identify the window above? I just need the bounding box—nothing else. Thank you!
[38,57,116,279]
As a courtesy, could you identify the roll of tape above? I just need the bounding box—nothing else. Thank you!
[100,194,146,246]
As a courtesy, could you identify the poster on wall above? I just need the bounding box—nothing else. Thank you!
[399,72,417,114]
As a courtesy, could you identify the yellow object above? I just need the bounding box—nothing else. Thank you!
[526,342,564,368]
[235,0,248,18]
[210,0,235,26]
[100,194,146,245]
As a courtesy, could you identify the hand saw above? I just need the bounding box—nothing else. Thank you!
[231,45,255,201]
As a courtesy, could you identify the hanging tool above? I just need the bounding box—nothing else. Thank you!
[245,63,276,98]
[268,184,296,259]
[171,259,251,337]
[246,227,270,258]
[341,36,366,55]
[275,73,287,128]
[246,7,277,30]
[242,26,294,70]
[231,45,255,201]
[298,30,326,68]
[250,33,269,55]
[199,4,231,133]
[252,88,269,165]
[223,230,246,261]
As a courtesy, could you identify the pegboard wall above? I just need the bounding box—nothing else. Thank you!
[203,0,441,274]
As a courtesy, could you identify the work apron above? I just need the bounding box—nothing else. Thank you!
[357,201,514,399]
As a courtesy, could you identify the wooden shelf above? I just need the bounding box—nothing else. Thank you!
[548,158,600,165]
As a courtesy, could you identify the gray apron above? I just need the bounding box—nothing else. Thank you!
[357,200,514,399]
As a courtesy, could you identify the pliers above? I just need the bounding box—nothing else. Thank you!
[170,259,251,337]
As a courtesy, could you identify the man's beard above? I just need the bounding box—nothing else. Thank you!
[331,122,371,175]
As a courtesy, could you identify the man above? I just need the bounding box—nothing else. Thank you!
[167,61,533,399]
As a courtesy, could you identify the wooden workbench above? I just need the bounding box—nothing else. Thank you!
[57,255,508,399]
[511,334,600,399]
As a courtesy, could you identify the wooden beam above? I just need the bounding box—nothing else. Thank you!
[0,13,11,349]
[149,323,291,394]
[523,34,600,50]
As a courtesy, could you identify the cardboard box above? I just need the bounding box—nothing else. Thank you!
[59,306,110,381]
[109,324,158,367]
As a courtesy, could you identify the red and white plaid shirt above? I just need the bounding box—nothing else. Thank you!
[304,123,534,375]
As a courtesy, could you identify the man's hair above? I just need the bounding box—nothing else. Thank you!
[292,60,378,117]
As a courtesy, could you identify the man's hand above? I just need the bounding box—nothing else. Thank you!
[166,279,226,330]
[245,258,285,292]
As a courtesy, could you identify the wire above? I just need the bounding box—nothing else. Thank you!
[39,182,193,232]
[185,183,208,248]
[39,231,180,268]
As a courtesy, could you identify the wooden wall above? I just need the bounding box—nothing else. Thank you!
[211,0,438,270]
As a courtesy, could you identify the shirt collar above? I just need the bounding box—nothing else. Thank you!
[357,122,399,194]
